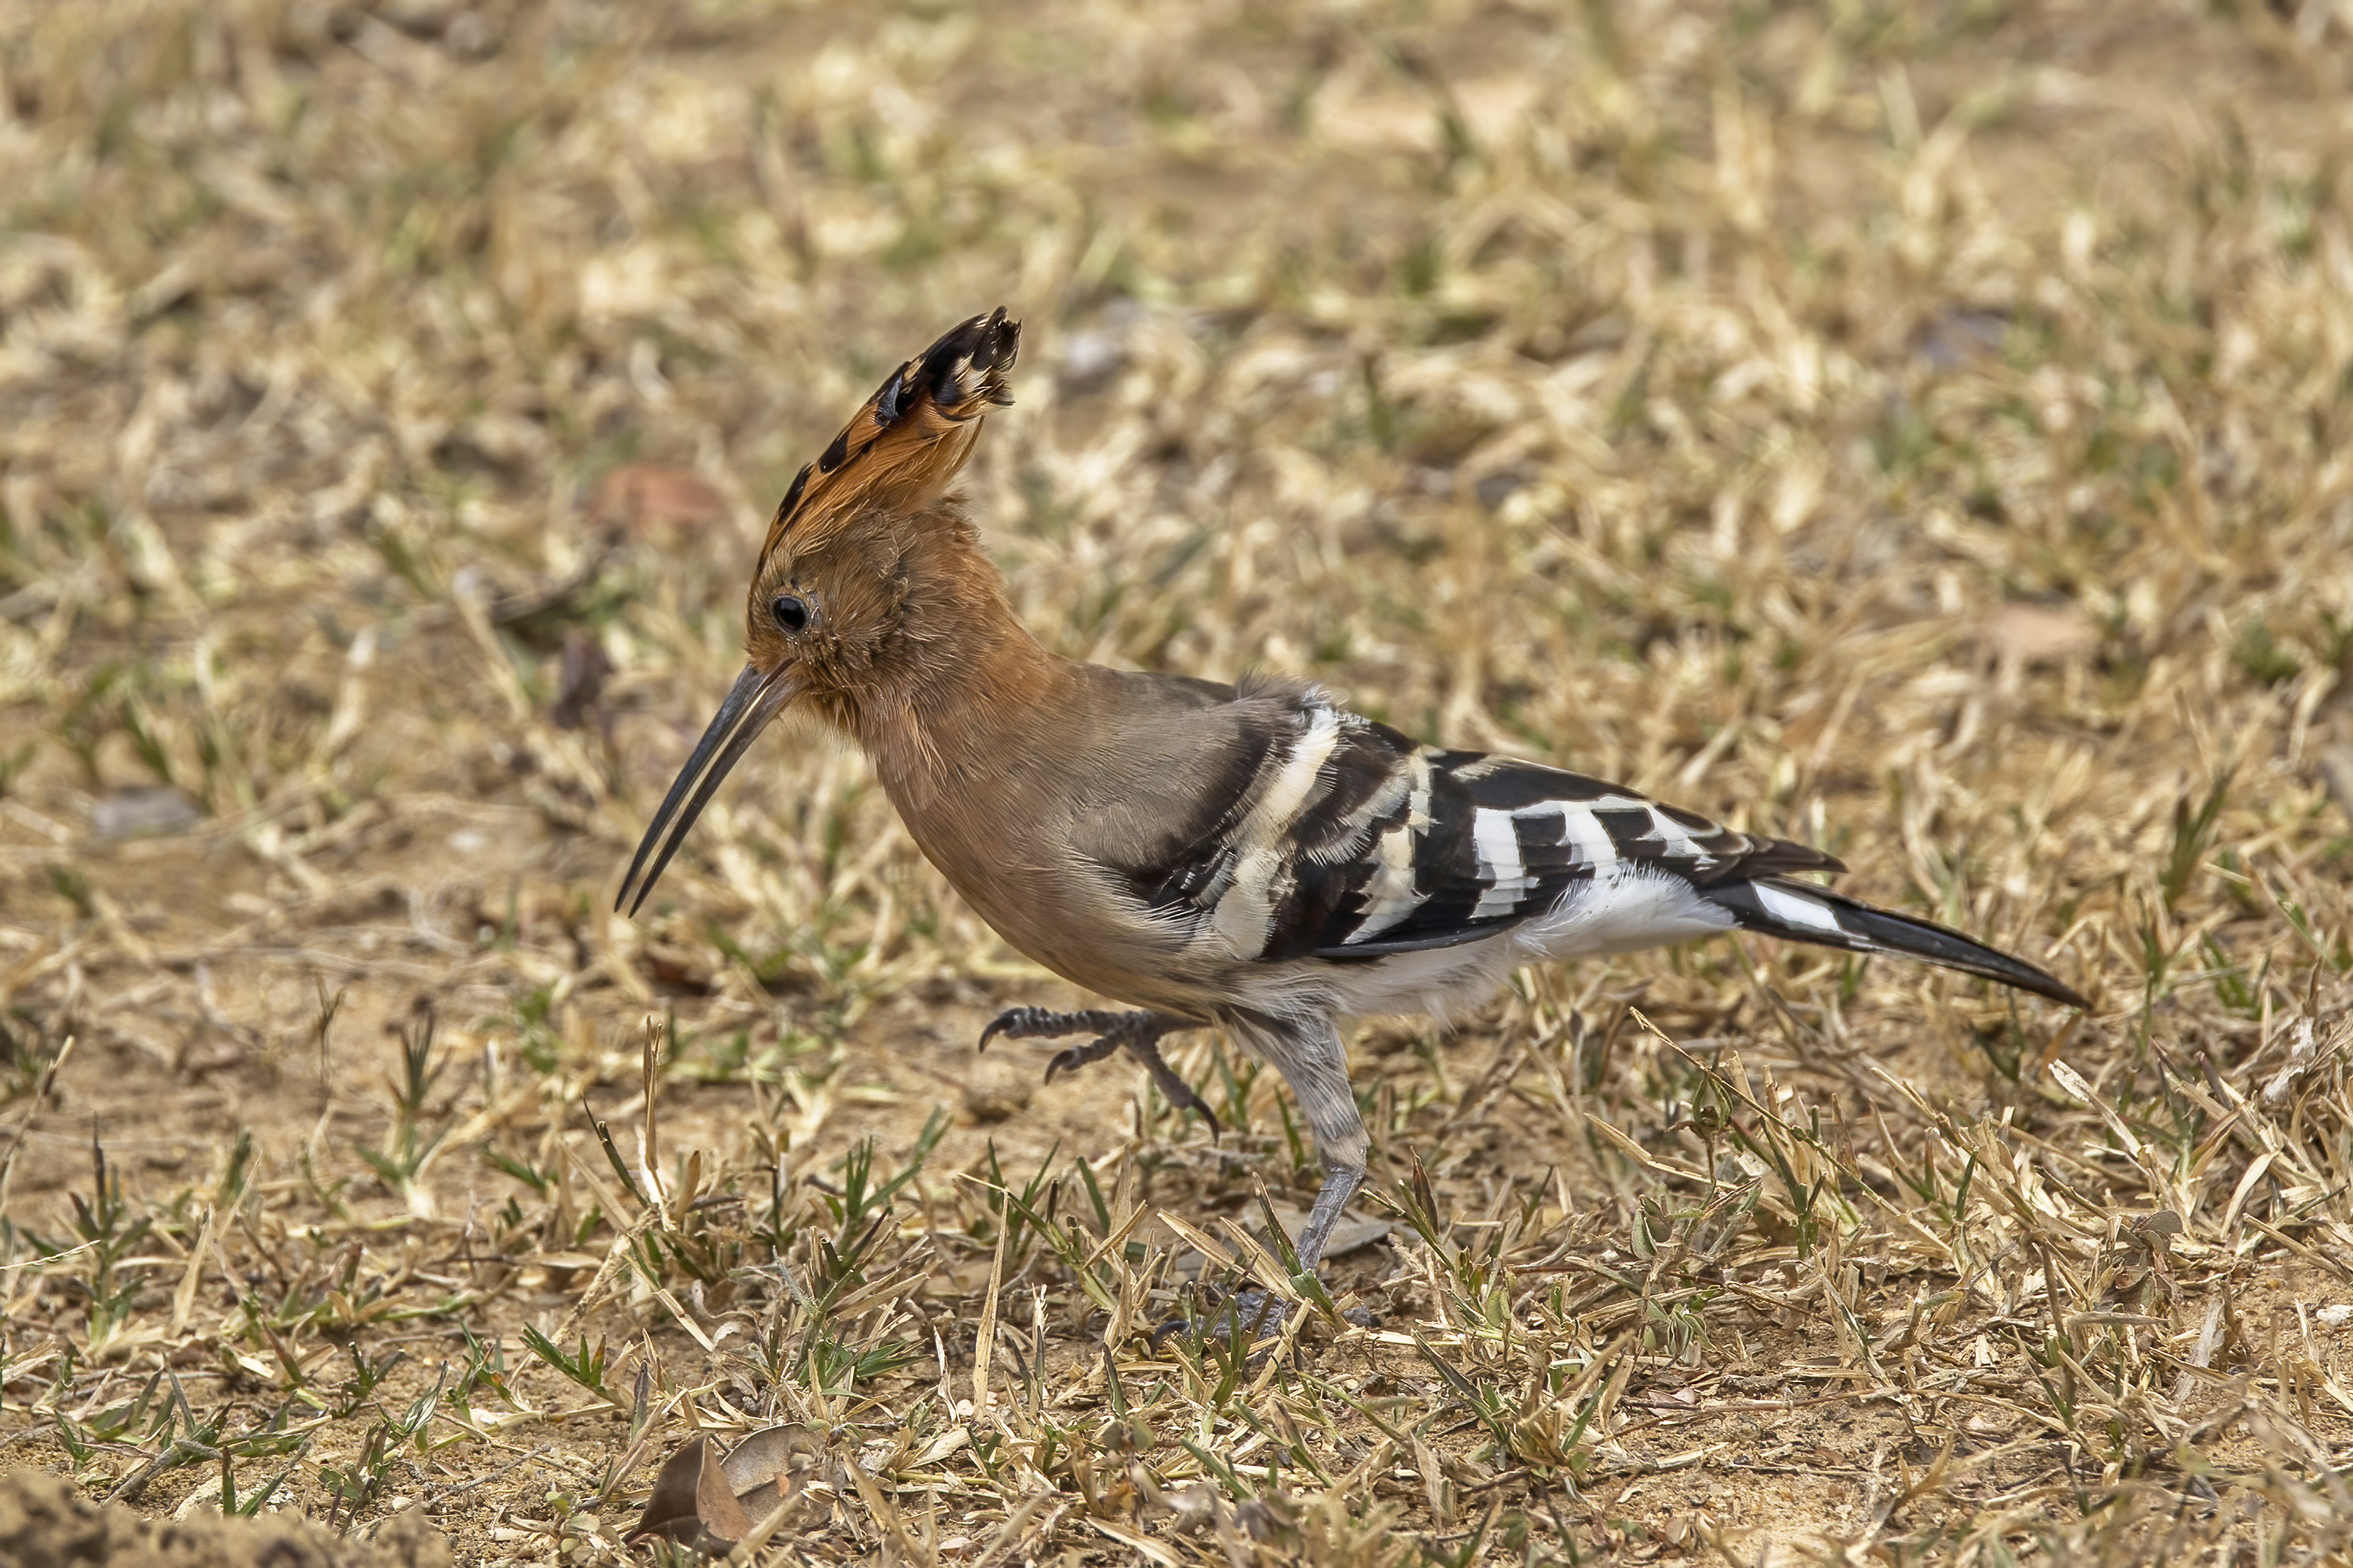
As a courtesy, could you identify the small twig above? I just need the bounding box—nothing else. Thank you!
[420,1442,561,1513]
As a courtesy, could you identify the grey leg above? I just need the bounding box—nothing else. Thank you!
[1291,1161,1366,1276]
[1173,1012,1371,1344]
[1239,1012,1368,1276]
[977,1007,1219,1131]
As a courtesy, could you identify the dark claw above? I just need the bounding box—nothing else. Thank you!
[1128,1042,1222,1135]
[977,1005,1120,1052]
[977,1005,1052,1053]
[1162,1083,1222,1135]
[1043,1035,1120,1082]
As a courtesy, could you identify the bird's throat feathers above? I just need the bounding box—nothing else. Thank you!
[816,515,1064,798]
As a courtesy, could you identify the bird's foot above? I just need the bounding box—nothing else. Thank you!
[1201,1287,1289,1344]
[975,1007,1220,1132]
[1154,1287,1289,1349]
[1153,1287,1375,1351]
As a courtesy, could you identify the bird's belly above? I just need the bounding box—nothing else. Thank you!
[1297,867,1740,1025]
[908,835,1211,1014]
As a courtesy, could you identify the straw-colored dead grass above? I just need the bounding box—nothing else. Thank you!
[6,1,2353,1562]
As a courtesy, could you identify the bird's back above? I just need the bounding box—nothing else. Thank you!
[925,668,2084,1019]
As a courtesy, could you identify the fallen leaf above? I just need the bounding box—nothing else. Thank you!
[2317,743,2353,830]
[91,786,202,838]
[1914,307,2012,370]
[594,463,727,539]
[1980,602,2098,666]
[550,629,613,733]
[628,1433,750,1549]
[720,1423,823,1518]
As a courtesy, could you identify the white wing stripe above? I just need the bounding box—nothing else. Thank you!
[1347,821,1425,942]
[1209,703,1346,956]
[1470,807,1527,919]
[1558,804,1617,865]
[1642,807,1708,860]
[1755,882,1843,935]
[1471,808,1522,883]
[1404,749,1433,829]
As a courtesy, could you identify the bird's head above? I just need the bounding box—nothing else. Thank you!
[617,308,1020,916]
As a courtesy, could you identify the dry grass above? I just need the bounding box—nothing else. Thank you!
[6,0,2353,1562]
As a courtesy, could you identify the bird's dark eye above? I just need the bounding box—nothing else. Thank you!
[771,594,810,633]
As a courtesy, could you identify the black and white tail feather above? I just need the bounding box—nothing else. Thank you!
[1112,679,2087,1012]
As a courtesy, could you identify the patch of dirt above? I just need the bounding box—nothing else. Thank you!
[0,1472,448,1568]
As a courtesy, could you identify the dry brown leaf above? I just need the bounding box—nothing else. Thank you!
[627,1433,750,1550]
[718,1423,825,1520]
[593,463,729,540]
[1980,602,2100,666]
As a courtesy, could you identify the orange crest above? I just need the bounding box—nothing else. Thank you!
[759,308,1020,561]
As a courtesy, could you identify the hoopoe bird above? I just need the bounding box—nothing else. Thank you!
[619,309,2089,1326]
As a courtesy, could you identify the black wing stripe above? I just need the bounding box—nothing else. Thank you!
[1288,735,1415,865]
[1439,762,1621,810]
[1119,708,1285,911]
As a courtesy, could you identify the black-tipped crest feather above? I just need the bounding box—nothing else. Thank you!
[763,308,1020,554]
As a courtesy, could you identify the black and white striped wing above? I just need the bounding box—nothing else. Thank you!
[1108,684,1839,963]
[1275,731,1842,961]
[1293,733,2090,1004]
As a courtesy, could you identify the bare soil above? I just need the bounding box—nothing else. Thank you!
[0,1469,448,1568]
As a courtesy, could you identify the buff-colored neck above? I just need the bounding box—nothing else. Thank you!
[822,521,1071,815]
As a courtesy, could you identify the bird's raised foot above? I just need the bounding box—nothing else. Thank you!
[974,1007,1220,1132]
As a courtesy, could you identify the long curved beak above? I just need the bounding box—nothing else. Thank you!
[616,663,794,916]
